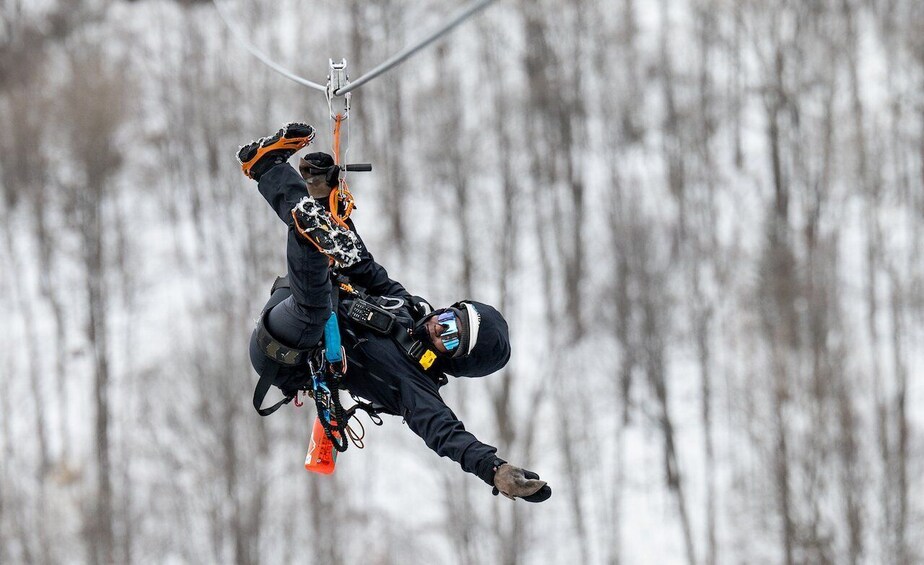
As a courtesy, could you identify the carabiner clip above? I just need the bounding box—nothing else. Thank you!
[326,58,351,120]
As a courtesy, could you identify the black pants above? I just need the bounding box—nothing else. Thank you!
[257,164,333,348]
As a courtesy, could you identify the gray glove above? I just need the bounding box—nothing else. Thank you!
[493,463,551,503]
[299,152,340,194]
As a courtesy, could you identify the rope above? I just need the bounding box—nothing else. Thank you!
[213,0,498,95]
[328,114,355,227]
[334,0,499,96]
[212,0,326,92]
[312,379,350,453]
[332,113,343,163]
[346,418,366,449]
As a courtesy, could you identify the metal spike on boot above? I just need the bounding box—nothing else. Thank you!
[291,196,361,267]
[238,122,316,180]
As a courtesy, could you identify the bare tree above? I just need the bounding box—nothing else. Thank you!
[62,41,129,565]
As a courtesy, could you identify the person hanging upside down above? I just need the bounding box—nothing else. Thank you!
[237,122,551,503]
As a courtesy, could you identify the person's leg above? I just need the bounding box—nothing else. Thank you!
[256,162,310,227]
[256,163,332,348]
[263,231,331,349]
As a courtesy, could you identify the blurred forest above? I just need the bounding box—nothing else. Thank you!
[1,0,922,563]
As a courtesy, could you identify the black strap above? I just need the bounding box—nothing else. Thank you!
[271,275,290,294]
[330,275,340,311]
[346,396,386,425]
[338,283,441,374]
[391,324,448,386]
[391,325,430,362]
[252,360,294,416]
[252,274,303,417]
[252,273,342,416]
[255,309,317,366]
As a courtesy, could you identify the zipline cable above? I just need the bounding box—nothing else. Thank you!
[212,0,326,92]
[334,0,498,96]
[212,0,497,95]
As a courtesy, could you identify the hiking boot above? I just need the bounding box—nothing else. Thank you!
[238,122,316,180]
[493,463,551,503]
[291,196,361,267]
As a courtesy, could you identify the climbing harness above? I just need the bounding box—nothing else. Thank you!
[252,276,384,453]
[338,282,446,380]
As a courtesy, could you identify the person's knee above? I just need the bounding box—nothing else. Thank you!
[265,297,326,349]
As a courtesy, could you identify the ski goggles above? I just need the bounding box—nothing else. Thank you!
[436,311,461,352]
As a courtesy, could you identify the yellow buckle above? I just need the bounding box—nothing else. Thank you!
[419,349,437,369]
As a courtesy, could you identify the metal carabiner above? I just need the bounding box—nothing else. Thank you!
[326,58,351,120]
[326,59,353,198]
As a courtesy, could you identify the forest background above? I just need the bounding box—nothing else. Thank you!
[1,0,922,564]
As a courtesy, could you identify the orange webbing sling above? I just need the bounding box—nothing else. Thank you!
[328,113,355,228]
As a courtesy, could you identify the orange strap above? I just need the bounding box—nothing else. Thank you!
[329,114,355,228]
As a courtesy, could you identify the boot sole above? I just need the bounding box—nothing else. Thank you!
[238,123,316,178]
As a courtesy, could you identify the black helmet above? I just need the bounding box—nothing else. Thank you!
[442,301,511,377]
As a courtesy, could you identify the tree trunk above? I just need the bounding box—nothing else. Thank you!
[641,263,696,565]
[83,188,114,565]
[888,271,909,565]
[762,35,797,561]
